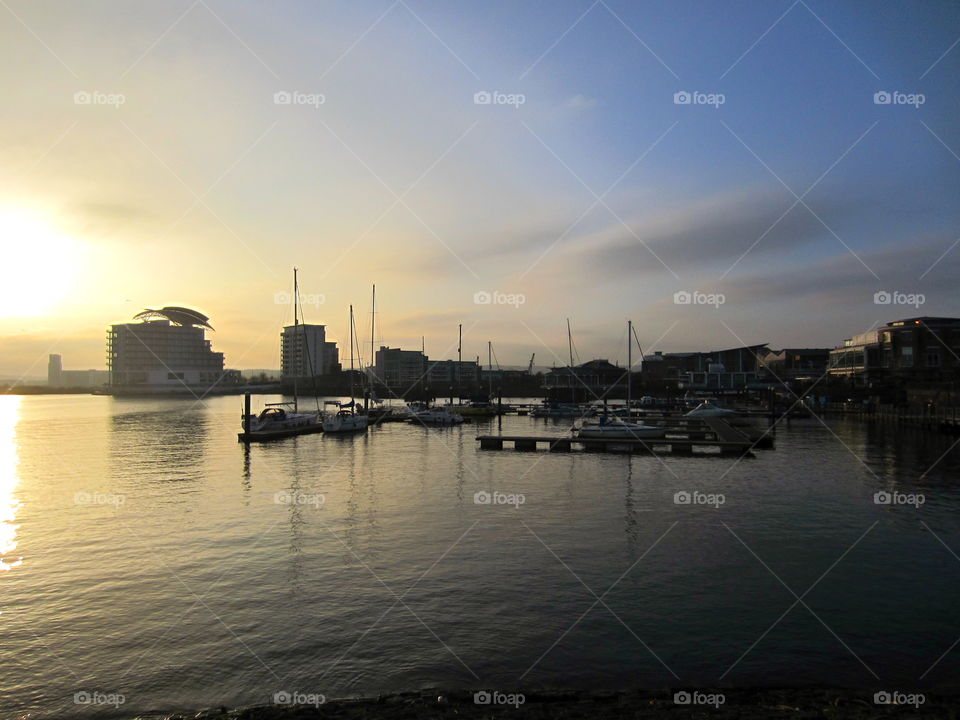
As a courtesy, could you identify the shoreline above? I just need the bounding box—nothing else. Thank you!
[137,687,954,719]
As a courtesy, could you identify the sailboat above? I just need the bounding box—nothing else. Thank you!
[575,320,665,440]
[322,304,369,433]
[239,269,324,441]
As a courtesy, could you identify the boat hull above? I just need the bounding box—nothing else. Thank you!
[238,423,324,442]
[322,415,369,433]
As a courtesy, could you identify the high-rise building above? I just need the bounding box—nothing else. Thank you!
[107,307,226,392]
[47,354,62,386]
[281,324,339,378]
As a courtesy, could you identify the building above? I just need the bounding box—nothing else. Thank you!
[374,346,428,386]
[107,307,227,392]
[642,345,769,391]
[427,359,482,386]
[543,359,625,400]
[47,354,62,386]
[828,317,960,386]
[281,324,339,378]
[758,348,831,382]
[47,354,109,388]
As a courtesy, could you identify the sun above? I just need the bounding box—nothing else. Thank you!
[0,208,83,318]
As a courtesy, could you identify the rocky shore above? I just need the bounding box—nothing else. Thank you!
[147,688,957,720]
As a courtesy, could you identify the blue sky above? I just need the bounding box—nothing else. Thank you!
[1,0,958,373]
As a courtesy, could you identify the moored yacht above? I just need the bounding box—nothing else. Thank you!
[323,305,368,434]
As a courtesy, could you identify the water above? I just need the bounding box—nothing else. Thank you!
[2,394,960,718]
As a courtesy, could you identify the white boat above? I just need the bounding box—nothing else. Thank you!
[240,403,323,440]
[414,407,464,425]
[322,407,368,432]
[576,417,665,439]
[322,305,368,434]
[685,400,738,418]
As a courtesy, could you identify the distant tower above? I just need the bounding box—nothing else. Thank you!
[48,354,63,387]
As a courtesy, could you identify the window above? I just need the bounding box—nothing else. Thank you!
[901,346,913,368]
[927,349,941,367]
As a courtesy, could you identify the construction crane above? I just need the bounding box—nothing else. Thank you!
[527,353,536,374]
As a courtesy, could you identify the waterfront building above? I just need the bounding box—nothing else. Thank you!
[543,359,623,390]
[47,354,62,386]
[374,346,428,386]
[280,324,339,378]
[107,307,228,392]
[642,345,769,392]
[828,317,960,386]
[48,354,110,388]
[758,348,831,382]
[427,359,482,386]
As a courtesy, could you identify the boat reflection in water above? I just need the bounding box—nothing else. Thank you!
[0,396,22,572]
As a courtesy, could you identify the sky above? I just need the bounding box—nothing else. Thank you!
[1,0,959,376]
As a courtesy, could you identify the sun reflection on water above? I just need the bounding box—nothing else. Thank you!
[0,395,22,572]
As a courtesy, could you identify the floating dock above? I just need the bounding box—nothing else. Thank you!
[476,419,772,455]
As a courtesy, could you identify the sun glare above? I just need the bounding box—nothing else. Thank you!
[0,208,82,318]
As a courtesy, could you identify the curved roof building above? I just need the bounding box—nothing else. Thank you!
[133,306,214,330]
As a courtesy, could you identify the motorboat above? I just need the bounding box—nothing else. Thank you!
[685,400,739,418]
[575,416,665,439]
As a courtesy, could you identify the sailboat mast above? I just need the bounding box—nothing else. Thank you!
[293,268,299,413]
[458,323,462,387]
[349,304,355,403]
[488,341,492,397]
[627,319,632,412]
[370,284,376,376]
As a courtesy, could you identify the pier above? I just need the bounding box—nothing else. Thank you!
[477,419,772,456]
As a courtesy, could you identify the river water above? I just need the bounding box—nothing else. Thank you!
[2,394,959,717]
